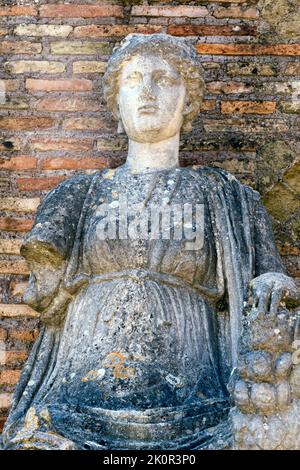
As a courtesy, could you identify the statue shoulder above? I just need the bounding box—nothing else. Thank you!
[193,165,261,200]
[21,172,98,263]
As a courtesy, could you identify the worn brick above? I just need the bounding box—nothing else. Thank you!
[0,6,37,17]
[63,116,113,131]
[0,418,6,433]
[97,137,128,151]
[132,6,208,17]
[0,304,38,318]
[200,100,216,112]
[0,41,41,55]
[17,177,66,192]
[0,329,7,341]
[207,81,254,94]
[0,370,21,386]
[9,281,28,298]
[35,96,101,112]
[0,80,20,92]
[279,102,300,114]
[0,157,37,171]
[50,41,112,55]
[26,78,92,92]
[0,218,34,233]
[0,394,12,410]
[0,261,29,275]
[73,61,107,74]
[227,63,277,77]
[74,24,163,38]
[284,63,300,75]
[14,24,72,38]
[0,197,40,212]
[0,28,9,36]
[213,6,258,19]
[4,351,28,366]
[4,61,66,74]
[196,44,300,56]
[0,240,22,256]
[31,138,93,152]
[0,117,54,131]
[221,100,276,114]
[9,329,39,342]
[40,5,124,18]
[41,157,106,170]
[0,139,20,152]
[168,24,256,36]
[0,98,29,110]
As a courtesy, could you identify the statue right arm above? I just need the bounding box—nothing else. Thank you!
[21,174,93,325]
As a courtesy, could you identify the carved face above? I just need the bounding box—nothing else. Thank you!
[118,54,186,143]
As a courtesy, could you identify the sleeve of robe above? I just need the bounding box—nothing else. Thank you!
[20,173,94,324]
[248,188,285,276]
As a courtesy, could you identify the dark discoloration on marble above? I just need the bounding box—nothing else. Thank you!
[1,34,299,451]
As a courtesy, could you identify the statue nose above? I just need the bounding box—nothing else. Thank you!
[141,82,155,100]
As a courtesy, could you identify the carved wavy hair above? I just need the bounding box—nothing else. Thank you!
[103,34,205,133]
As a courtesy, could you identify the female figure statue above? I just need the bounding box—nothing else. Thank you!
[2,34,298,450]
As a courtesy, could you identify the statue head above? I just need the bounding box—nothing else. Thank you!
[103,34,205,143]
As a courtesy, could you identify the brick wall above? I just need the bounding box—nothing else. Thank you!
[0,0,299,432]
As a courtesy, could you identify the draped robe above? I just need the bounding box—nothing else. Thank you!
[2,166,284,450]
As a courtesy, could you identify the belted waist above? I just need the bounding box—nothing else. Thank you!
[64,268,223,300]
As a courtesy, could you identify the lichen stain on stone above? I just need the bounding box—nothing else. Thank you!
[40,408,51,424]
[102,352,135,379]
[15,407,39,441]
[81,368,106,382]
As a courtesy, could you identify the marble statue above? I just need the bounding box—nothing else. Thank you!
[1,34,299,450]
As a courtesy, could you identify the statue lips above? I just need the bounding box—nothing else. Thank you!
[138,104,159,114]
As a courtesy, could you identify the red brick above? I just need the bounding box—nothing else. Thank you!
[40,4,124,18]
[213,6,258,19]
[168,24,256,36]
[0,370,21,386]
[0,240,22,255]
[35,97,102,112]
[0,418,6,433]
[0,217,33,232]
[0,156,37,171]
[0,41,41,55]
[0,218,34,233]
[0,117,54,130]
[0,329,7,341]
[0,6,37,16]
[221,100,276,114]
[41,157,106,170]
[26,78,93,92]
[31,138,93,152]
[9,329,39,343]
[4,351,28,366]
[0,28,9,36]
[132,5,208,17]
[196,44,300,56]
[200,100,216,112]
[73,24,163,38]
[17,176,66,192]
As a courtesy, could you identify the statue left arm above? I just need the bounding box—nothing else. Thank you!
[248,195,299,317]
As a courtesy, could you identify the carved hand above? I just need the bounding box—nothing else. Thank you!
[247,272,299,319]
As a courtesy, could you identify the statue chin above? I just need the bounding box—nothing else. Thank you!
[2,33,299,452]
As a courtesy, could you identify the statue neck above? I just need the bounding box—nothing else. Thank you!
[125,133,180,173]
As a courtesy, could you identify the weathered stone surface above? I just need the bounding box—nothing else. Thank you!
[1,34,299,452]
